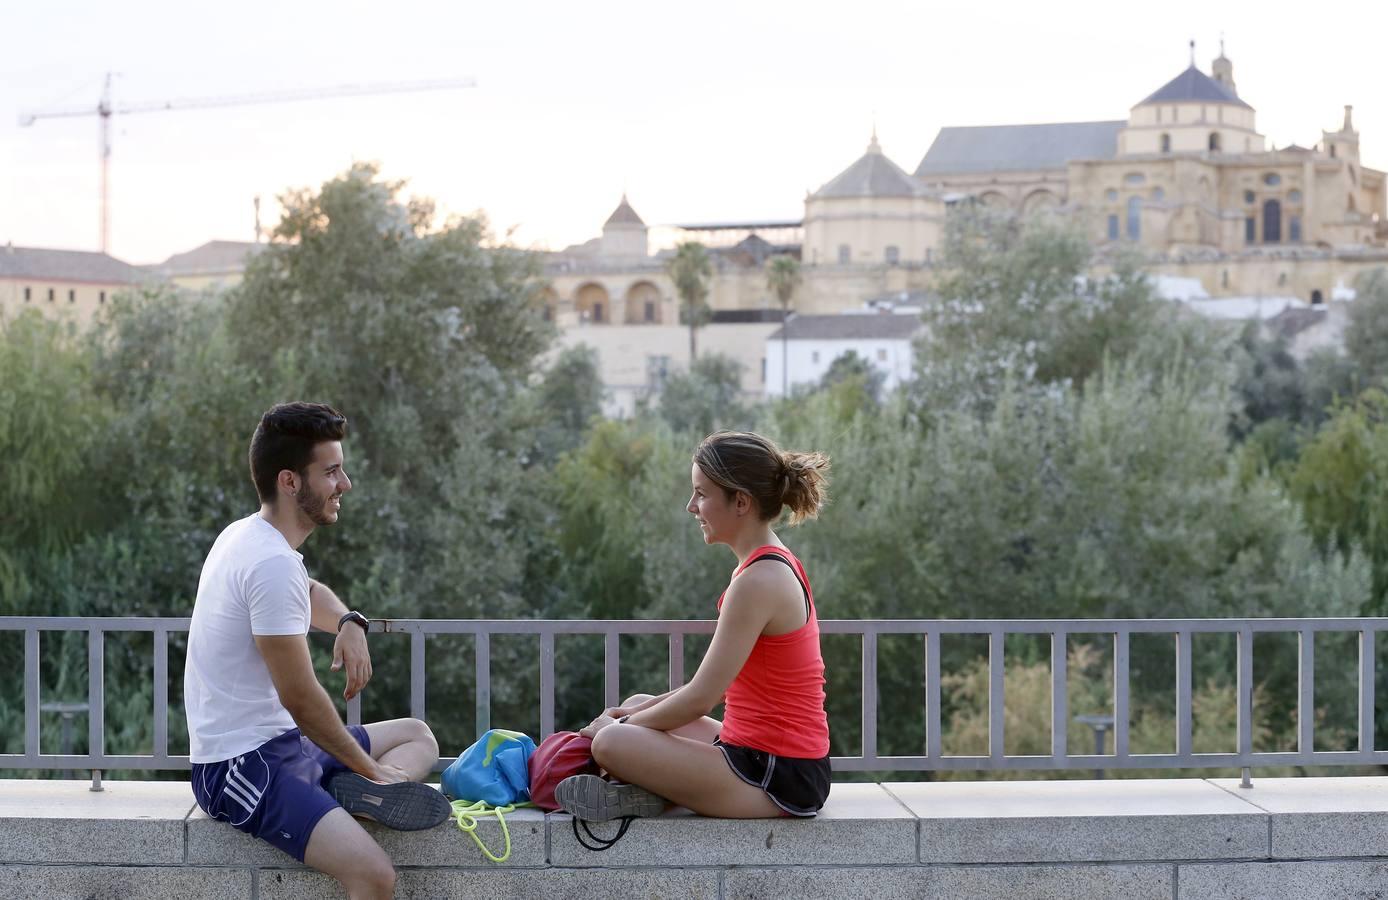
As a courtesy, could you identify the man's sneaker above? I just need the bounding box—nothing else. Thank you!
[553,773,667,822]
[327,773,452,831]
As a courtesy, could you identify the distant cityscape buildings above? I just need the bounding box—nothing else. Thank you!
[3,48,1383,407]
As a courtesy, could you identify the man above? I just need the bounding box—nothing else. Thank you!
[185,402,449,899]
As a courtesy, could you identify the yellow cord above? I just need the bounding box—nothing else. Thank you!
[450,798,524,863]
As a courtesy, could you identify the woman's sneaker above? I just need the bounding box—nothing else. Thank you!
[327,773,452,830]
[554,774,667,822]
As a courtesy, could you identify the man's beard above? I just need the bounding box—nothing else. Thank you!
[296,485,338,527]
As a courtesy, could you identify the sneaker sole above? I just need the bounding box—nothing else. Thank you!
[553,774,666,822]
[327,773,452,831]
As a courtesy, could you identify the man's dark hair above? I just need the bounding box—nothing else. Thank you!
[249,402,348,503]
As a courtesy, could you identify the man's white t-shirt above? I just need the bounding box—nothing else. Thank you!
[185,514,312,763]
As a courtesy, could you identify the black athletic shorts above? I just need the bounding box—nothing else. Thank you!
[714,737,831,816]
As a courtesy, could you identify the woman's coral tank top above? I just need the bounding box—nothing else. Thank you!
[716,545,830,759]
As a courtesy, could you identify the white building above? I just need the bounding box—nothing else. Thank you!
[554,322,780,418]
[764,313,924,398]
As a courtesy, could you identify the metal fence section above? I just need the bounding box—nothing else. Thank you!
[3,616,1388,781]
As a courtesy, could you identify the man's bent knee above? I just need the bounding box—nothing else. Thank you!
[348,861,395,900]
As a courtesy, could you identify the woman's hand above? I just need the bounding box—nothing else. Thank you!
[580,714,619,739]
[601,706,630,720]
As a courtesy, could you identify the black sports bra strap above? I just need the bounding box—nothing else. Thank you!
[748,551,811,618]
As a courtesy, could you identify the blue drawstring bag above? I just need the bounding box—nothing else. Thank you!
[441,729,536,806]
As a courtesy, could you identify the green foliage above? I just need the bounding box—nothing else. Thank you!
[655,354,750,437]
[1345,268,1388,387]
[1289,390,1388,612]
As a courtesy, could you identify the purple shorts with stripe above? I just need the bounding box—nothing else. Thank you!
[191,725,371,862]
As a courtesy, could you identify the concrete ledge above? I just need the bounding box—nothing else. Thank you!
[889,779,1268,862]
[7,776,1388,899]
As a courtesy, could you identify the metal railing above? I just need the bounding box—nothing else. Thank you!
[3,616,1387,784]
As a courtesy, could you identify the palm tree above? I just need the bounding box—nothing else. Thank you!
[667,242,712,361]
[765,254,802,397]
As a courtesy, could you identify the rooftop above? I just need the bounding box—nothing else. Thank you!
[151,240,264,276]
[1137,64,1252,110]
[768,312,924,341]
[914,121,1125,177]
[815,134,923,198]
[604,195,645,228]
[0,245,147,284]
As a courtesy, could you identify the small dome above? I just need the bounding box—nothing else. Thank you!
[813,134,921,199]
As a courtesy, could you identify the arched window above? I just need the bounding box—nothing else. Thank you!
[1310,289,1324,306]
[1289,216,1302,243]
[1263,173,1282,186]
[1263,199,1282,243]
[1244,190,1256,205]
[1209,132,1221,152]
[1160,133,1171,153]
[1105,188,1118,203]
[884,246,900,265]
[1288,190,1302,205]
[1126,196,1142,240]
[1107,215,1119,240]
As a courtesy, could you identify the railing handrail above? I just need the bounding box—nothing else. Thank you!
[3,615,1385,782]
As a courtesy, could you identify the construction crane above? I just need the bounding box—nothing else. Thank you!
[18,73,477,253]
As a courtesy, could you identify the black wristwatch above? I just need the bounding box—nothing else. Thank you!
[337,610,370,634]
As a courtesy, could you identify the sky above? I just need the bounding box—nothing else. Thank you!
[2,0,1385,265]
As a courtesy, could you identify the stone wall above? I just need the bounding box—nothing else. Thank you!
[5,776,1388,898]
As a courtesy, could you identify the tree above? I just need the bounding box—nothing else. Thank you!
[1345,267,1388,387]
[667,242,712,361]
[535,344,605,457]
[656,354,748,437]
[765,254,802,396]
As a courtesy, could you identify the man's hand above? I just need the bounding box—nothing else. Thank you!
[331,624,372,701]
[371,763,411,784]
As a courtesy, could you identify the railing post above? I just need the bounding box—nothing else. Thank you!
[604,631,620,710]
[862,629,878,764]
[1175,630,1193,759]
[1050,630,1068,761]
[24,628,39,762]
[1113,630,1130,760]
[153,628,168,764]
[475,631,491,737]
[410,631,426,721]
[988,630,1004,763]
[924,631,941,760]
[668,633,684,692]
[540,631,555,740]
[1359,629,1375,754]
[1237,626,1254,787]
[1297,628,1315,756]
[88,628,104,791]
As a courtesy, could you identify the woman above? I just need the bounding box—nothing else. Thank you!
[555,430,832,820]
